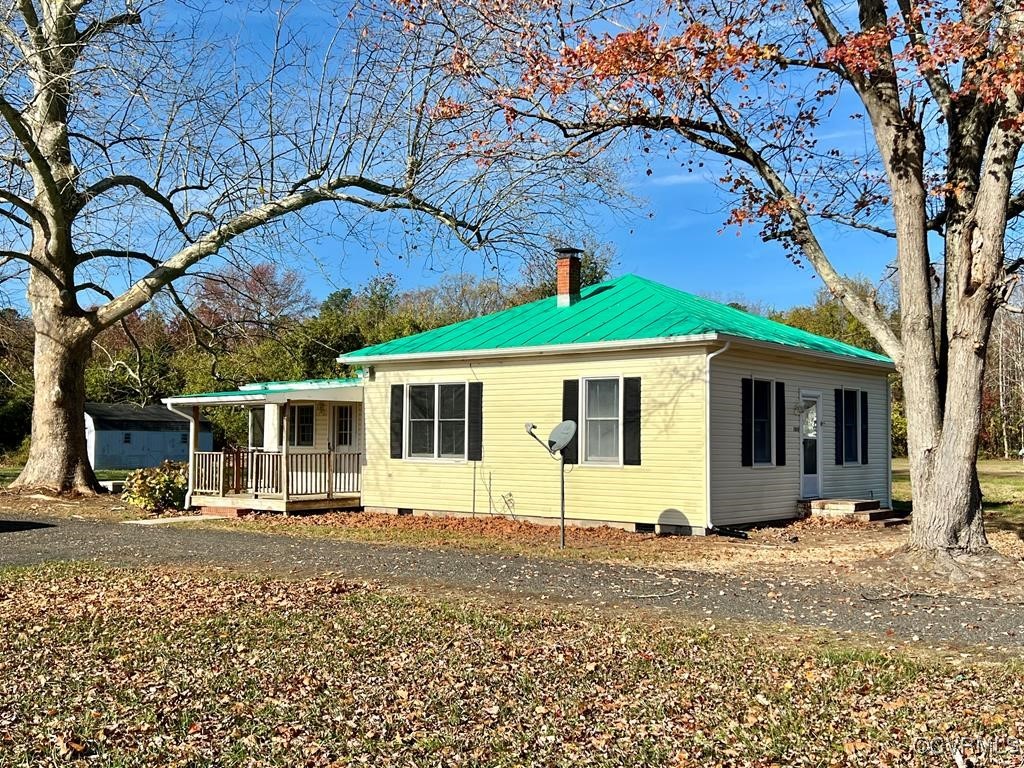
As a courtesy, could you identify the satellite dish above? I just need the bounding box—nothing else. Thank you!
[547,420,577,453]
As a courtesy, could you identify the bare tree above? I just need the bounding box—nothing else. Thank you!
[0,0,616,491]
[405,0,1024,570]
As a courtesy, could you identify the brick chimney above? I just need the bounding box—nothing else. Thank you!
[555,247,583,307]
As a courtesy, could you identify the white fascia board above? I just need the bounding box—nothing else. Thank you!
[337,333,721,365]
[715,334,896,371]
[264,387,364,404]
[161,394,266,407]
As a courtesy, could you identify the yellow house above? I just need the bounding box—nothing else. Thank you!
[166,251,895,533]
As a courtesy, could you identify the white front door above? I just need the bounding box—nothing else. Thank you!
[799,394,822,498]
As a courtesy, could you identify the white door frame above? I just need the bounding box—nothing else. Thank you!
[799,390,823,499]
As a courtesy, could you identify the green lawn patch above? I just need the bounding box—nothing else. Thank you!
[892,458,1024,535]
[0,466,132,487]
[0,563,1021,767]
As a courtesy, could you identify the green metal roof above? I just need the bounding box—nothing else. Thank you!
[167,377,362,402]
[237,377,361,393]
[341,274,891,365]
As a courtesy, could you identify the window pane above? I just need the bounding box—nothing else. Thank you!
[753,380,772,421]
[251,409,264,448]
[586,419,619,460]
[752,379,773,464]
[753,421,772,464]
[586,379,619,418]
[439,421,465,458]
[844,390,859,462]
[336,406,352,446]
[409,385,435,420]
[293,405,315,446]
[408,421,434,457]
[438,384,465,419]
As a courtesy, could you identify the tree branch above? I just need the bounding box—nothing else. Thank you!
[77,175,190,235]
[93,176,484,329]
[0,95,62,214]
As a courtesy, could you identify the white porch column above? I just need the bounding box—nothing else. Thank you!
[263,403,281,451]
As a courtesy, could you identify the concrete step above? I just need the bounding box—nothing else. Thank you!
[809,498,881,513]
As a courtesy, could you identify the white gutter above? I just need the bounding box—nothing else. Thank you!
[339,332,895,371]
[714,334,896,371]
[704,341,731,532]
[162,393,265,407]
[165,401,198,508]
[338,333,722,365]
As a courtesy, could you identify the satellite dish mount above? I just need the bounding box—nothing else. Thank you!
[524,420,577,549]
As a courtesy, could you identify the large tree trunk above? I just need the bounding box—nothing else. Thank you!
[11,328,100,494]
[10,267,101,495]
[905,233,998,559]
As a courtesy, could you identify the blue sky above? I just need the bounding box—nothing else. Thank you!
[305,161,896,312]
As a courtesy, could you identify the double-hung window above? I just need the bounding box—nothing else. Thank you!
[287,404,315,447]
[583,377,620,463]
[752,379,774,465]
[843,389,860,464]
[335,405,353,448]
[407,383,466,459]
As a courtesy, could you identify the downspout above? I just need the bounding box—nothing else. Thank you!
[704,341,731,533]
[166,402,197,508]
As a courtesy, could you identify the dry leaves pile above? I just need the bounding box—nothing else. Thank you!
[1,563,1022,767]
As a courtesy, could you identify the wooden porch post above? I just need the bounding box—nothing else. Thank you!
[281,400,290,513]
[327,448,335,499]
[188,405,199,503]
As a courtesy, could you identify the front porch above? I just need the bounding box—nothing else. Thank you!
[191,448,362,513]
[164,377,366,515]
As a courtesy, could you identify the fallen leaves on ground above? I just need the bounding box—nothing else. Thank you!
[1,563,1023,767]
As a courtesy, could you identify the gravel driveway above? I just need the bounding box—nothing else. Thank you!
[2,512,1022,654]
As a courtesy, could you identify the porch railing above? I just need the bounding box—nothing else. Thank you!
[192,449,361,499]
[194,451,224,495]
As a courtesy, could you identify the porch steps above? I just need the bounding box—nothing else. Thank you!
[798,498,911,526]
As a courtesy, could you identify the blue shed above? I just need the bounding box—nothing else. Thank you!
[84,402,213,470]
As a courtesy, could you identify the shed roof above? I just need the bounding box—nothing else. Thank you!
[339,274,892,366]
[84,403,211,430]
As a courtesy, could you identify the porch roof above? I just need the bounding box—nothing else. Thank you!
[163,377,364,408]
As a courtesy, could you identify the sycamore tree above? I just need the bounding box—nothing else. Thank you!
[400,0,1024,568]
[0,0,615,492]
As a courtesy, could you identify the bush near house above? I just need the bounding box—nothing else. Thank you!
[121,461,188,513]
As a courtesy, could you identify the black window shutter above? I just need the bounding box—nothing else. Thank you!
[834,389,844,465]
[623,377,641,466]
[775,381,786,466]
[561,379,579,464]
[389,384,404,459]
[860,390,869,465]
[740,378,753,467]
[467,382,483,461]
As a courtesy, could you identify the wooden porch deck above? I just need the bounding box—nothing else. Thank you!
[191,492,361,514]
[190,449,362,514]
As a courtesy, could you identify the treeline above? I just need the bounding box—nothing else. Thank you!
[0,249,612,454]
[5,259,1021,461]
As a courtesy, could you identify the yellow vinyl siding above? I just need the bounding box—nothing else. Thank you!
[361,347,708,528]
[709,349,891,525]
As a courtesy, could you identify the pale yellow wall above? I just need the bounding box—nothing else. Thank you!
[361,347,708,528]
[709,348,892,525]
[261,401,362,453]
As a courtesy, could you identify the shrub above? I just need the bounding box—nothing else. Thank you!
[122,461,189,513]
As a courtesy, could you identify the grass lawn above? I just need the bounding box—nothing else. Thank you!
[0,466,131,487]
[892,457,1024,535]
[0,562,1021,767]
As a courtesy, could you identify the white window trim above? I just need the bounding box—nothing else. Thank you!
[751,377,776,468]
[287,403,316,449]
[334,404,355,449]
[403,382,469,463]
[579,375,624,467]
[841,387,862,466]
